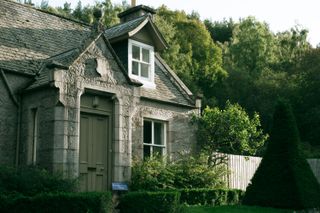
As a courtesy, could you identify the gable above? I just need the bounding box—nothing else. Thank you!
[105,15,167,52]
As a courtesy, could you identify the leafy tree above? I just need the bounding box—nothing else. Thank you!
[228,17,278,75]
[195,102,268,157]
[204,18,235,44]
[156,6,226,94]
[295,48,320,147]
[275,26,311,71]
[243,100,320,209]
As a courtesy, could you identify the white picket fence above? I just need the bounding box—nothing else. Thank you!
[225,154,320,190]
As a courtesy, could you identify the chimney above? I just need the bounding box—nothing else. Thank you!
[131,0,136,7]
[195,93,203,116]
[118,5,156,23]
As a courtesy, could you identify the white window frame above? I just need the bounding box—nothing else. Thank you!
[128,39,155,89]
[143,119,166,158]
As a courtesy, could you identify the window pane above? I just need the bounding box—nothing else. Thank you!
[132,45,140,60]
[141,63,149,78]
[132,61,139,75]
[144,145,151,159]
[142,48,150,62]
[153,146,163,156]
[154,122,163,145]
[143,120,152,144]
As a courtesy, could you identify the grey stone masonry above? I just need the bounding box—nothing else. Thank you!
[0,0,199,188]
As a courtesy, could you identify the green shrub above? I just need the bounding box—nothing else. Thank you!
[243,100,320,209]
[0,192,112,213]
[0,166,77,196]
[130,156,175,191]
[119,191,181,213]
[130,153,227,191]
[171,153,227,189]
[179,188,244,206]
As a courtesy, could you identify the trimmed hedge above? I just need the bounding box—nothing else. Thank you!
[0,166,76,196]
[179,188,244,206]
[0,192,112,213]
[243,100,320,209]
[119,191,181,213]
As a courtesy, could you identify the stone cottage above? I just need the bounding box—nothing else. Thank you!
[0,0,200,191]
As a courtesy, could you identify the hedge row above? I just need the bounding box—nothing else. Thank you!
[0,192,112,213]
[119,191,181,213]
[179,188,244,206]
[119,189,244,212]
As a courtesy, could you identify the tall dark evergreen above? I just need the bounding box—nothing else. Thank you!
[243,100,320,209]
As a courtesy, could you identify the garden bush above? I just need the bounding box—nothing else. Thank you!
[130,153,227,191]
[0,192,112,213]
[179,188,244,206]
[243,100,320,209]
[119,191,181,213]
[0,165,77,196]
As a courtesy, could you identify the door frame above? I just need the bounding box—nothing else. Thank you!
[80,92,114,191]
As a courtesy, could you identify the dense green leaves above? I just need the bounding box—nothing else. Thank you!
[195,102,268,156]
[243,100,320,209]
[130,153,226,191]
[156,6,226,94]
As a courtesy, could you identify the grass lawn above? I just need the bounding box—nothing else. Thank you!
[185,205,293,213]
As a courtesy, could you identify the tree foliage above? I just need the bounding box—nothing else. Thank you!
[195,102,268,156]
[204,18,235,44]
[155,6,226,94]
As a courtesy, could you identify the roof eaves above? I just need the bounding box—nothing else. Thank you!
[128,18,149,37]
[155,53,194,102]
[146,16,168,49]
[140,96,197,109]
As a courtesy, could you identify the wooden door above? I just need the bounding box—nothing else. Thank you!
[79,113,109,191]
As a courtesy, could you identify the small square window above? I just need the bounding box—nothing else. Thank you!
[128,39,155,88]
[143,119,166,159]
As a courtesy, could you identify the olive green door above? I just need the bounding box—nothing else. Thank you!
[79,113,109,191]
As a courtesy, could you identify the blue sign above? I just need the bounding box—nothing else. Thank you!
[112,182,128,191]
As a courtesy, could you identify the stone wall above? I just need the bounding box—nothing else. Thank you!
[132,99,198,160]
[0,71,32,165]
[20,87,58,170]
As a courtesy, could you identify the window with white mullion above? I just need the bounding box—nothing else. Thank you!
[128,39,155,88]
[143,119,166,158]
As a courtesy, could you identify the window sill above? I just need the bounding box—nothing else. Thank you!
[129,75,156,89]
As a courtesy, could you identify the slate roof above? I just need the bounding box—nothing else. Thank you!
[0,0,92,75]
[105,15,147,40]
[141,54,195,107]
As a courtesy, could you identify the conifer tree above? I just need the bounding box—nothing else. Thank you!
[242,100,320,209]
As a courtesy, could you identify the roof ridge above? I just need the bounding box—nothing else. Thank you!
[105,14,147,31]
[3,0,91,28]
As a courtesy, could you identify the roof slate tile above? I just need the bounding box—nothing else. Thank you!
[0,0,91,74]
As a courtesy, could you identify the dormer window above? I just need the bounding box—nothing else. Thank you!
[128,39,155,88]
